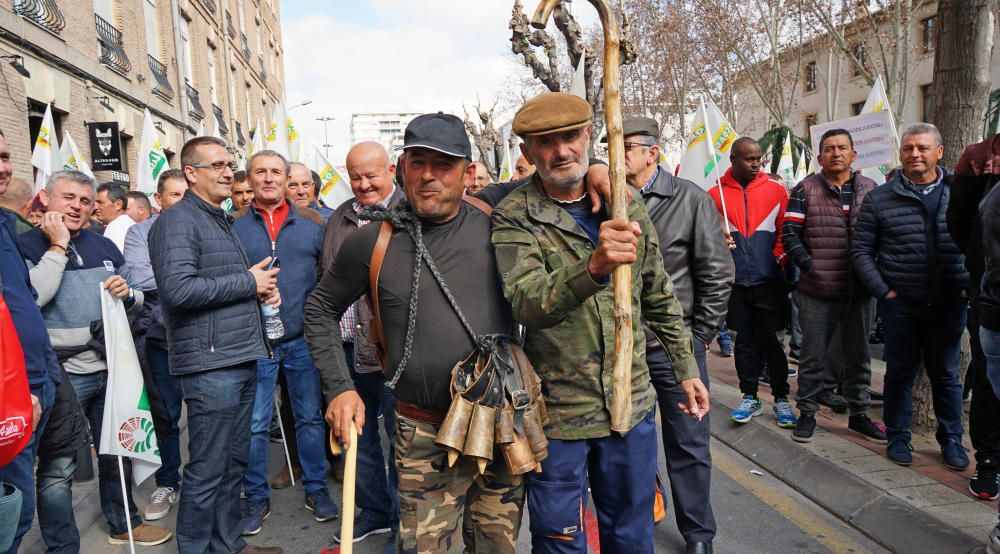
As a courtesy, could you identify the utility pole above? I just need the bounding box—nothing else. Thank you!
[317,116,335,158]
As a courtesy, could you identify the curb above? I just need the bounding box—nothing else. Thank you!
[709,396,982,554]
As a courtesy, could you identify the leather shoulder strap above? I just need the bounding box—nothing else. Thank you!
[463,195,493,216]
[367,221,393,366]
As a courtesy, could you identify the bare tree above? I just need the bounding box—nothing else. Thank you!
[930,0,998,167]
[463,99,505,180]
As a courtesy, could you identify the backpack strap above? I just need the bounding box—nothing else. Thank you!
[365,196,492,368]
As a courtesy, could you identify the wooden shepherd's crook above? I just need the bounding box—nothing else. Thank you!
[530,0,633,433]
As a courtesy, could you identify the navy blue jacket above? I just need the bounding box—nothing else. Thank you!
[149,192,270,375]
[232,202,324,342]
[851,169,969,303]
[0,209,60,387]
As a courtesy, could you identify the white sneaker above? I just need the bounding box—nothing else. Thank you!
[988,525,1000,554]
[144,486,177,521]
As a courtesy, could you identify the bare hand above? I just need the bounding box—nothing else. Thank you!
[31,394,40,431]
[724,231,736,251]
[587,219,641,280]
[249,257,279,296]
[885,290,898,300]
[103,275,130,299]
[261,287,282,308]
[325,391,365,449]
[677,378,710,420]
[41,211,70,247]
[585,163,633,214]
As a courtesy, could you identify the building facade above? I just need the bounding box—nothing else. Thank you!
[732,1,1000,144]
[0,0,285,187]
[349,112,420,153]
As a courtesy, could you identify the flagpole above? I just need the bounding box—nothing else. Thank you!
[701,96,730,233]
[117,456,136,554]
[274,396,296,487]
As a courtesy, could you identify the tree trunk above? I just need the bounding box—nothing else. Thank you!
[911,330,970,431]
[930,0,996,168]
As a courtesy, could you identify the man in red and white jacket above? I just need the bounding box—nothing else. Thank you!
[709,137,797,429]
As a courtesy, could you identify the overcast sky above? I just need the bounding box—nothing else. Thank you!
[280,0,597,164]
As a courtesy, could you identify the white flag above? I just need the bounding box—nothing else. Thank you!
[776,130,795,187]
[794,147,808,183]
[98,286,161,485]
[266,102,292,158]
[60,131,94,179]
[248,119,265,158]
[315,147,353,209]
[677,98,739,190]
[137,109,169,195]
[860,75,899,182]
[498,125,513,182]
[569,55,586,100]
[31,104,61,194]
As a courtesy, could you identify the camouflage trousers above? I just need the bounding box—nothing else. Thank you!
[394,414,526,554]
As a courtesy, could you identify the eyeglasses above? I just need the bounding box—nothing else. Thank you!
[189,161,238,172]
[623,141,653,151]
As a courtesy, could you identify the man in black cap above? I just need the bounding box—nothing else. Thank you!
[304,113,525,553]
[620,116,733,554]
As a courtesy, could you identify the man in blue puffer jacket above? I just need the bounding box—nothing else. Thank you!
[851,123,970,469]
[232,150,339,536]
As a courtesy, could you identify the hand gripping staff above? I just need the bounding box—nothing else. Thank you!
[531,0,633,432]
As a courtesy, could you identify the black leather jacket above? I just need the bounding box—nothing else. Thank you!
[641,168,735,345]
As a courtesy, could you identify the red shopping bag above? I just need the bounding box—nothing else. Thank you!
[0,290,33,468]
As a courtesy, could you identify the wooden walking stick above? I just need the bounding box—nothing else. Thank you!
[530,0,633,433]
[328,422,359,553]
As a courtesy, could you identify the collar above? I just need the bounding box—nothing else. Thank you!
[900,166,944,194]
[187,190,233,220]
[352,185,397,216]
[640,166,660,195]
[523,175,601,241]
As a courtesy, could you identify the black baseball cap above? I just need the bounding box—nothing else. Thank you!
[403,112,472,159]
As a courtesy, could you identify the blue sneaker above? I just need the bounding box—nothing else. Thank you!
[773,398,797,428]
[333,513,393,543]
[305,489,340,522]
[731,395,763,423]
[942,440,970,471]
[887,440,913,466]
[719,342,734,357]
[240,498,270,536]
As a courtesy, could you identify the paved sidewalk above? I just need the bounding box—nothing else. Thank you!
[706,343,997,552]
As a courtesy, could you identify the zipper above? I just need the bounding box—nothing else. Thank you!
[209,314,216,352]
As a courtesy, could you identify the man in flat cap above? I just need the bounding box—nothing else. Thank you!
[491,92,710,553]
[619,116,733,554]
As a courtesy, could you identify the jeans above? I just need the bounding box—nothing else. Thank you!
[795,294,873,416]
[0,377,55,554]
[978,326,1000,408]
[879,296,967,445]
[970,308,1000,471]
[36,454,79,553]
[67,371,142,535]
[176,364,255,554]
[147,342,183,490]
[346,343,399,527]
[647,343,715,543]
[245,336,329,501]
[528,410,658,554]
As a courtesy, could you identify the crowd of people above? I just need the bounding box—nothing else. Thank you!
[0,88,998,554]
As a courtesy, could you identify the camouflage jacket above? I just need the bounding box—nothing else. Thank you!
[491,176,697,440]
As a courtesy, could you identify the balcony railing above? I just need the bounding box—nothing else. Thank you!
[147,55,174,102]
[95,14,131,75]
[185,81,206,120]
[241,34,251,60]
[225,10,236,40]
[235,121,246,146]
[201,0,216,14]
[13,0,65,34]
[258,55,267,80]
[213,105,229,137]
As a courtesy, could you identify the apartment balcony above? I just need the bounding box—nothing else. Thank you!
[185,81,206,120]
[95,14,131,75]
[148,55,175,102]
[213,104,229,137]
[13,0,65,34]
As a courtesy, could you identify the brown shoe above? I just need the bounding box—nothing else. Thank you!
[332,456,345,483]
[269,463,302,489]
[108,523,173,546]
[239,546,283,553]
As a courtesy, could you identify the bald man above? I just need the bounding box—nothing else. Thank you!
[513,154,535,180]
[319,140,402,544]
[0,176,34,234]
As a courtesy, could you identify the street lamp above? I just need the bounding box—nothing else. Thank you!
[289,100,313,110]
[317,116,335,159]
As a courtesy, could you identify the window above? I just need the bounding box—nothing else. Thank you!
[237,0,245,32]
[255,22,261,54]
[922,84,935,123]
[852,102,865,116]
[208,46,218,105]
[228,65,238,119]
[804,113,818,134]
[179,18,193,82]
[143,0,158,57]
[805,61,817,92]
[93,0,113,20]
[852,44,867,76]
[921,17,935,54]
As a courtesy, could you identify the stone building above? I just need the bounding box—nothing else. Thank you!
[0,0,285,186]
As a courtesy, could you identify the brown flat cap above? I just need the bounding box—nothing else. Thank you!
[513,92,593,136]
